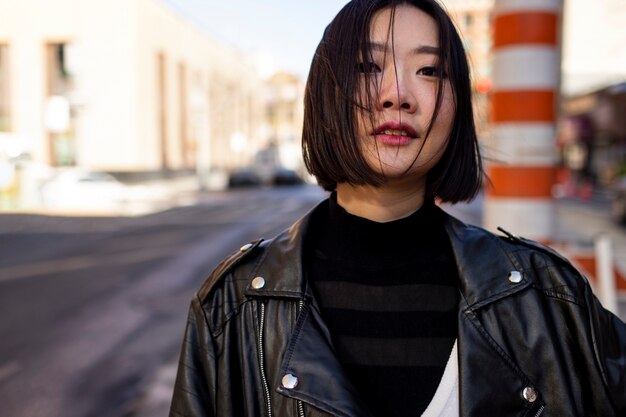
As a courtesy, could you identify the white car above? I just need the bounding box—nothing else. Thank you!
[40,169,157,214]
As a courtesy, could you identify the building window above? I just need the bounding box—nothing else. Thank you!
[48,43,74,93]
[157,52,168,170]
[0,44,10,132]
[179,62,192,168]
[45,42,76,166]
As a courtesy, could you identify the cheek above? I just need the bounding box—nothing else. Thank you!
[430,97,455,155]
[434,92,456,134]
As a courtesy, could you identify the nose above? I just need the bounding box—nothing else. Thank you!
[377,70,417,113]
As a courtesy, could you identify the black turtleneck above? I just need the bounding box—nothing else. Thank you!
[305,194,459,417]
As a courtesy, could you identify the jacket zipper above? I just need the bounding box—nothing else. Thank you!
[534,405,545,417]
[297,300,305,417]
[258,301,273,417]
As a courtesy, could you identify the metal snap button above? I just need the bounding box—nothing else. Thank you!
[522,387,538,403]
[282,373,298,389]
[508,271,522,283]
[240,243,253,252]
[251,276,266,289]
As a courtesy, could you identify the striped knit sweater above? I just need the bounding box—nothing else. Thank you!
[305,195,459,416]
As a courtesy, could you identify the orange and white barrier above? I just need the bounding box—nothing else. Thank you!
[562,238,626,315]
[484,0,563,241]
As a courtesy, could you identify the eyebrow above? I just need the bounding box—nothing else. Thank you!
[367,42,440,56]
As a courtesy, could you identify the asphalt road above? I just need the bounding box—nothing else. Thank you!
[0,186,326,417]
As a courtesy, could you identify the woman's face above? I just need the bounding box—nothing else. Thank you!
[356,5,455,184]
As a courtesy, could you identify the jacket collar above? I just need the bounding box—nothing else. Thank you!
[246,199,532,309]
[443,214,533,310]
[243,211,311,299]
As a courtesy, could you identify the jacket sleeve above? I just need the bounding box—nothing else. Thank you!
[584,281,626,414]
[169,295,217,417]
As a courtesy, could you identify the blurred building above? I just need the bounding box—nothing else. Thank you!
[261,72,305,173]
[444,0,494,137]
[562,0,626,96]
[557,0,626,197]
[0,0,265,182]
[560,82,626,187]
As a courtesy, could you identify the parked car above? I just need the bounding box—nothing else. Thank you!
[227,168,262,188]
[40,168,156,213]
[271,168,303,186]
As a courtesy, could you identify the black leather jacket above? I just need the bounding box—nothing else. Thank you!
[169,202,626,417]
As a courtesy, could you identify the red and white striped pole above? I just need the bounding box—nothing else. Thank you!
[484,0,563,242]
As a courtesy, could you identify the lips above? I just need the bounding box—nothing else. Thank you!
[372,121,419,145]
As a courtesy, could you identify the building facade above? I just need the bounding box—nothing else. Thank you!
[0,0,265,178]
[443,0,495,137]
[561,0,626,96]
[261,72,305,173]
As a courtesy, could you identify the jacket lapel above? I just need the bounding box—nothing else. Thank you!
[443,213,546,416]
[276,300,374,417]
[443,214,532,309]
[245,204,370,416]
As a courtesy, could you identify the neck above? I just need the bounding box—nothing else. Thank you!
[335,182,427,222]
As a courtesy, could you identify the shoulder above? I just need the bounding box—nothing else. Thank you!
[189,237,274,335]
[196,238,267,302]
[442,211,592,301]
[191,205,314,333]
[502,231,596,305]
[196,204,315,303]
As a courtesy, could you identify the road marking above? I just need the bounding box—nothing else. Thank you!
[0,246,178,283]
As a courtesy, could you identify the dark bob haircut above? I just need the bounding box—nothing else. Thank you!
[302,0,483,203]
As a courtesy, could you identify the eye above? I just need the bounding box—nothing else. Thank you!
[417,66,447,78]
[358,62,381,73]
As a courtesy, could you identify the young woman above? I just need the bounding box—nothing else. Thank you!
[169,1,626,416]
